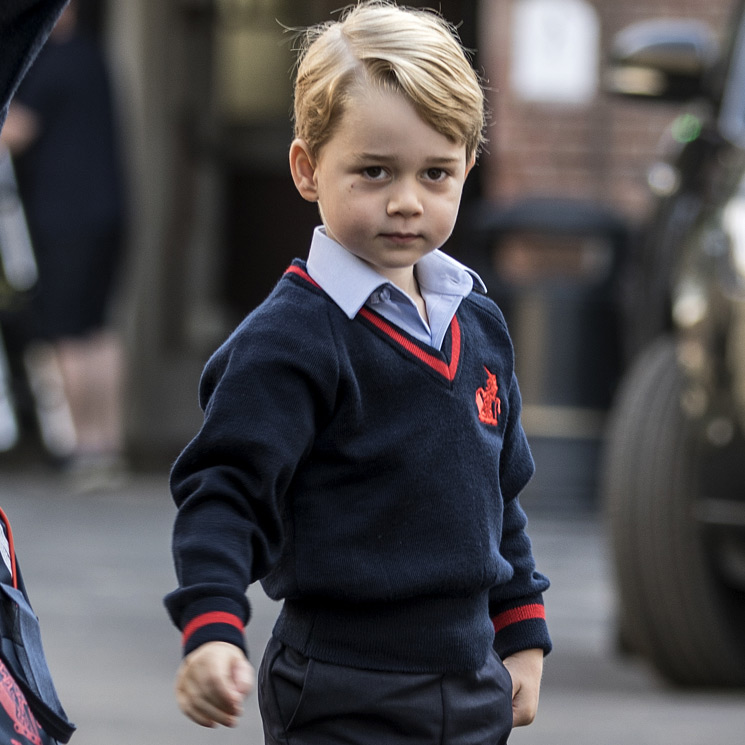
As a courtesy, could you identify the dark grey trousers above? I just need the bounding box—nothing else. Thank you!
[258,636,514,745]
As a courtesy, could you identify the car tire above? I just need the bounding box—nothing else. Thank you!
[601,336,745,686]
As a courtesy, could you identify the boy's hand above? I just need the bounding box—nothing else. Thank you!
[175,641,255,728]
[502,647,544,727]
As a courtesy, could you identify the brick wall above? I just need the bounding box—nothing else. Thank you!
[478,0,734,221]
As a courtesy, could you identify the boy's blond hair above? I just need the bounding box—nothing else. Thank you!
[293,1,486,162]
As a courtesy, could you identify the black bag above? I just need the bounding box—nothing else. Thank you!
[0,508,75,744]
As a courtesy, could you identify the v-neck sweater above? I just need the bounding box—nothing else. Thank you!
[165,259,551,673]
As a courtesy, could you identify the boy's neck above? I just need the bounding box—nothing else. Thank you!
[388,266,428,325]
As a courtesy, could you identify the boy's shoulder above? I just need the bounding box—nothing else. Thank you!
[234,260,331,331]
[204,261,333,363]
[267,259,328,302]
[460,288,510,332]
[199,262,340,396]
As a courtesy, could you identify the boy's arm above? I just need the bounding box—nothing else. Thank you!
[176,641,254,728]
[489,372,551,660]
[487,371,550,728]
[164,294,339,720]
[489,490,551,658]
[491,483,549,727]
[165,309,335,644]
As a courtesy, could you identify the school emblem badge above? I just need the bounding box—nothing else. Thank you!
[475,366,501,426]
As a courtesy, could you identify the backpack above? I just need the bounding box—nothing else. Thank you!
[0,508,75,744]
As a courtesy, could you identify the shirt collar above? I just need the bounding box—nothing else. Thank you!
[306,226,486,319]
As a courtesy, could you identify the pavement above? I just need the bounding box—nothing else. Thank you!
[0,467,743,745]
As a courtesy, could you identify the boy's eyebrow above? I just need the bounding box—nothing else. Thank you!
[354,152,462,165]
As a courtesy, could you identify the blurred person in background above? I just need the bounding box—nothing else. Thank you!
[0,0,70,128]
[0,0,127,488]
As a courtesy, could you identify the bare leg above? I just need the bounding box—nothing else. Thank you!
[23,341,77,458]
[54,329,125,457]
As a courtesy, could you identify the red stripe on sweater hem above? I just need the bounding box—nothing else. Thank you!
[492,604,545,633]
[182,612,244,645]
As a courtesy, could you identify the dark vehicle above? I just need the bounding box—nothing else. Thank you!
[601,2,745,686]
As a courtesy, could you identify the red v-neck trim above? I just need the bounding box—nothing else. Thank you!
[285,264,461,382]
[358,307,461,382]
[285,264,321,288]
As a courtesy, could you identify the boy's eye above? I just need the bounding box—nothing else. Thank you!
[425,168,447,181]
[362,166,386,180]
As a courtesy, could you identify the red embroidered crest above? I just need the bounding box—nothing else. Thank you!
[476,366,501,426]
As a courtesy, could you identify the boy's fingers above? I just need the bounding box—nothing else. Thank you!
[179,695,239,729]
[232,658,256,697]
[509,680,539,726]
[177,676,243,728]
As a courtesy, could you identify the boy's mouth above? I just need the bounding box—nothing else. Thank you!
[381,232,420,244]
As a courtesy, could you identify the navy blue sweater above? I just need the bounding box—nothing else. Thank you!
[165,261,551,673]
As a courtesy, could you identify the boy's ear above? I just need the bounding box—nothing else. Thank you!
[464,153,476,178]
[289,138,319,202]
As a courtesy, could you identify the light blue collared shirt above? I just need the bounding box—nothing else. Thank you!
[306,227,486,350]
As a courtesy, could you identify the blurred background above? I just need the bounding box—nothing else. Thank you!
[2,0,745,743]
[1,0,724,472]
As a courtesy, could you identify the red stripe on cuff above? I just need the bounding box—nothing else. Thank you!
[492,604,546,634]
[182,611,244,645]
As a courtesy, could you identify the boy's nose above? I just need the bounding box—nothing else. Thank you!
[387,181,423,217]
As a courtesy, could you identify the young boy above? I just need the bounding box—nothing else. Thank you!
[165,2,551,742]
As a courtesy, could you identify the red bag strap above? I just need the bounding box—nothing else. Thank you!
[0,507,18,589]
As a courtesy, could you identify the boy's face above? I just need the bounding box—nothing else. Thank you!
[290,87,473,287]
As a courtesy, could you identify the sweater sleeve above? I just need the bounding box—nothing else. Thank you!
[164,292,338,657]
[489,372,552,658]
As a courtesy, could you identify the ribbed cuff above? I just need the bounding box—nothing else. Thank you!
[492,601,552,658]
[180,598,247,657]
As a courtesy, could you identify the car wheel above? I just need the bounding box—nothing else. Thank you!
[601,336,745,686]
